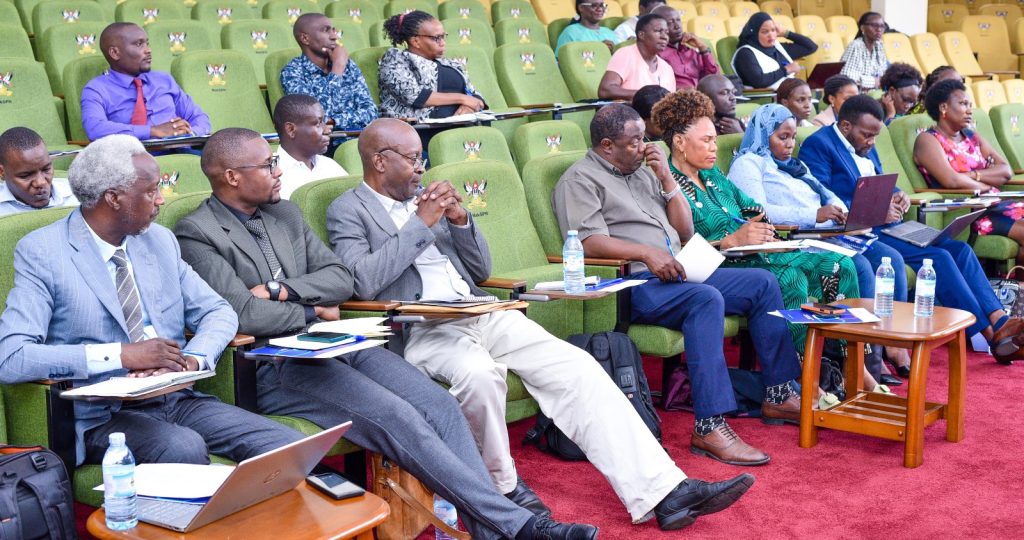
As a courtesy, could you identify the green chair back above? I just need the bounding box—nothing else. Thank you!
[324,0,381,27]
[600,15,625,30]
[441,17,495,51]
[170,48,274,132]
[970,107,1008,159]
[383,0,435,18]
[0,58,67,146]
[0,3,23,35]
[264,47,300,111]
[715,133,743,175]
[734,102,758,126]
[0,207,75,310]
[716,35,738,76]
[153,190,211,229]
[873,123,918,196]
[546,17,571,49]
[557,41,611,102]
[490,0,536,24]
[510,119,587,173]
[438,0,488,23]
[349,45,387,102]
[331,18,369,52]
[154,154,210,194]
[220,19,293,85]
[442,44,506,109]
[115,0,188,26]
[493,17,548,47]
[427,126,515,168]
[791,125,819,159]
[37,21,105,93]
[612,37,635,53]
[520,150,587,256]
[191,0,257,35]
[261,0,319,25]
[15,0,41,34]
[332,138,362,175]
[494,42,573,106]
[990,103,1024,171]
[367,19,386,46]
[290,175,362,243]
[146,19,219,73]
[0,24,34,59]
[887,113,936,192]
[26,0,105,37]
[61,55,108,142]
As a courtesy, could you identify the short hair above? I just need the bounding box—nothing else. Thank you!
[201,127,264,177]
[293,12,328,42]
[923,78,967,121]
[854,11,884,39]
[99,22,138,63]
[635,13,666,34]
[822,74,858,106]
[590,103,642,144]
[652,89,715,147]
[273,94,321,133]
[775,78,809,103]
[0,127,44,165]
[381,10,435,46]
[631,85,670,121]
[880,62,923,91]
[837,93,885,125]
[67,135,148,208]
[639,0,666,8]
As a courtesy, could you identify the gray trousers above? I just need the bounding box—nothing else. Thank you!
[83,389,305,464]
[256,347,533,540]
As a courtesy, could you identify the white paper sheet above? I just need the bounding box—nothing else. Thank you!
[721,240,806,252]
[533,276,600,291]
[61,370,213,398]
[308,317,389,334]
[594,279,649,292]
[94,463,234,499]
[803,239,858,257]
[676,233,724,283]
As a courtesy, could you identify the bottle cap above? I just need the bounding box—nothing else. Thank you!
[923,258,933,266]
[108,432,125,445]
[881,257,891,264]
[567,229,578,235]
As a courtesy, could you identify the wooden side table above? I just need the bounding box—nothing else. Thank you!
[799,298,975,468]
[87,484,389,540]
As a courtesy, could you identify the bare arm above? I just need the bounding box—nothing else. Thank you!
[914,133,992,191]
[597,71,636,100]
[644,144,694,241]
[582,234,685,282]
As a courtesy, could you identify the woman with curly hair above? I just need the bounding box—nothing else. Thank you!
[652,89,861,353]
[908,65,961,115]
[878,62,923,124]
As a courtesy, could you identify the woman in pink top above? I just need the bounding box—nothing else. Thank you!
[598,14,676,99]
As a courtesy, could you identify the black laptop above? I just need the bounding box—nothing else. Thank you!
[792,173,898,236]
[807,62,846,89]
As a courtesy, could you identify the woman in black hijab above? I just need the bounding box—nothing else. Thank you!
[730,12,817,90]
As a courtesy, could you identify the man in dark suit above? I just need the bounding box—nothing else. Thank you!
[174,128,595,540]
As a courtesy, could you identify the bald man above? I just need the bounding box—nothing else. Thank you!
[81,22,210,142]
[696,74,745,135]
[654,5,720,90]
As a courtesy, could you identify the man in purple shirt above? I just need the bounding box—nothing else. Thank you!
[81,23,210,142]
[653,5,719,90]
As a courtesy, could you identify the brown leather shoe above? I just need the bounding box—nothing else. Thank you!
[690,423,770,466]
[761,394,800,426]
[991,318,1024,365]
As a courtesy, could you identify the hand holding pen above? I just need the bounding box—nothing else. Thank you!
[723,213,776,249]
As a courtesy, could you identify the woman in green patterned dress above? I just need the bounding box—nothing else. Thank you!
[651,89,861,352]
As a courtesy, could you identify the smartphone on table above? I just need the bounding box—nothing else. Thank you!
[297,332,354,343]
[800,303,846,316]
[306,472,365,500]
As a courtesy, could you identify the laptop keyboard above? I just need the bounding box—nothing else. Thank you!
[887,222,938,245]
[137,497,203,529]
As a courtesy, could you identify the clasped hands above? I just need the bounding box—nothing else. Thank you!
[122,338,198,378]
[416,181,468,227]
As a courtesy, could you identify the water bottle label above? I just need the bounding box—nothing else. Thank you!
[876,278,894,295]
[563,254,584,272]
[917,280,936,297]
[104,469,135,497]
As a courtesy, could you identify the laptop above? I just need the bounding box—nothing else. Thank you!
[806,61,846,89]
[793,173,898,235]
[136,421,351,532]
[881,209,987,247]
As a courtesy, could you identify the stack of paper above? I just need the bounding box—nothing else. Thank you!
[61,370,214,399]
[94,463,233,500]
[534,276,600,291]
[308,317,391,338]
[676,233,724,283]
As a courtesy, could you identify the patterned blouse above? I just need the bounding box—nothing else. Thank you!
[671,163,767,241]
[839,38,888,88]
[378,48,483,122]
[280,54,378,132]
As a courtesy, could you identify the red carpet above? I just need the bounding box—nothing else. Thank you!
[77,347,1024,539]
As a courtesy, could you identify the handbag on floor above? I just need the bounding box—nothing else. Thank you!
[0,445,77,540]
[990,266,1024,317]
[371,453,470,540]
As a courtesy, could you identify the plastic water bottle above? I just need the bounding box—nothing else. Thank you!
[874,257,896,317]
[914,259,937,318]
[433,494,458,540]
[102,432,137,531]
[562,230,585,294]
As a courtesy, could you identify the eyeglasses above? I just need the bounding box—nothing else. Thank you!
[414,33,448,44]
[378,148,425,169]
[579,2,607,9]
[233,155,279,173]
[861,22,886,29]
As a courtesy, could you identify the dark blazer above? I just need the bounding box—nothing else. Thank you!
[326,183,491,301]
[175,196,353,336]
[799,124,889,209]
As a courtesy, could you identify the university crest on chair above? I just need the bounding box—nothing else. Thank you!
[464,180,487,210]
[207,64,227,86]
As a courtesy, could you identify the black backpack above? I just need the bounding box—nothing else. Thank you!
[523,332,662,461]
[0,446,77,540]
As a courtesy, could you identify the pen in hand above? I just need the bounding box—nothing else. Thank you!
[664,236,684,284]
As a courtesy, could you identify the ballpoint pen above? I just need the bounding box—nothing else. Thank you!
[663,236,684,284]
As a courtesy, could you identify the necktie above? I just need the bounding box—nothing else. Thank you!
[130,78,147,126]
[111,249,146,343]
[244,215,284,279]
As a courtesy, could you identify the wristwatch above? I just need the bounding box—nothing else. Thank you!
[266,280,282,300]
[660,186,681,201]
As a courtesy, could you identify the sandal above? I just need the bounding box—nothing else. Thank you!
[817,393,840,410]
[872,384,894,396]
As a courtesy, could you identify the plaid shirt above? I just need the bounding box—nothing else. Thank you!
[839,38,888,88]
[280,54,378,132]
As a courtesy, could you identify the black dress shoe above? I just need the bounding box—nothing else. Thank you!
[878,373,903,387]
[885,357,912,378]
[505,478,552,517]
[529,516,598,540]
[654,474,755,531]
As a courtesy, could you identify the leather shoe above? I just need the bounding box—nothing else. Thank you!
[885,358,911,378]
[878,373,903,387]
[761,394,800,426]
[529,516,598,540]
[505,477,551,517]
[653,474,755,530]
[690,423,770,466]
[991,317,1024,365]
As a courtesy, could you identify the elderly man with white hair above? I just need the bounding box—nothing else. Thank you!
[0,134,305,466]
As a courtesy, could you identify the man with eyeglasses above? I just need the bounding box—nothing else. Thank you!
[555,0,622,56]
[272,94,349,199]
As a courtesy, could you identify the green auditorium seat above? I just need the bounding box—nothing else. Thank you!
[61,55,108,143]
[171,48,274,132]
[441,43,526,143]
[367,19,386,47]
[349,45,387,102]
[490,0,537,25]
[37,21,105,94]
[510,119,587,172]
[221,18,293,85]
[0,58,73,150]
[438,0,488,23]
[383,0,436,18]
[153,153,210,194]
[716,35,738,76]
[0,23,34,59]
[600,16,625,30]
[546,17,571,49]
[324,0,381,28]
[15,0,48,34]
[191,0,257,37]
[493,17,548,47]
[735,102,758,126]
[261,0,318,25]
[990,103,1024,172]
[263,46,299,110]
[441,17,495,52]
[332,138,362,175]
[715,132,743,175]
[331,18,370,52]
[31,0,107,39]
[115,0,188,26]
[146,19,219,73]
[427,126,516,168]
[557,41,611,102]
[0,3,23,33]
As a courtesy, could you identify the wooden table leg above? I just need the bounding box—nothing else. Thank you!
[903,341,929,468]
[946,330,967,442]
[800,327,825,448]
[844,340,865,399]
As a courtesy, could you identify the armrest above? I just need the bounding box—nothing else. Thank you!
[1007,177,1024,183]
[914,188,979,195]
[478,277,527,289]
[340,300,401,311]
[546,255,629,267]
[67,140,90,146]
[228,333,255,347]
[774,224,797,231]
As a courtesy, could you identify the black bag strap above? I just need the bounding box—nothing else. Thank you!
[0,472,23,540]
[23,467,76,540]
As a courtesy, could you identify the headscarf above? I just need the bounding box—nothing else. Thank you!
[738,104,833,204]
[738,12,774,52]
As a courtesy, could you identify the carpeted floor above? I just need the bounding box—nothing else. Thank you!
[77,346,1024,539]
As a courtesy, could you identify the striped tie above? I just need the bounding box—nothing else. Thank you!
[244,215,284,279]
[111,249,146,343]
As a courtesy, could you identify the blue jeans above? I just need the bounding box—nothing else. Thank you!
[629,267,802,419]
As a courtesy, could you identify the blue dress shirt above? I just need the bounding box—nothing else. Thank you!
[80,69,211,141]
[280,54,378,133]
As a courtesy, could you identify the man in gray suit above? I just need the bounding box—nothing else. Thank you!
[327,118,755,531]
[0,134,304,466]
[175,127,596,540]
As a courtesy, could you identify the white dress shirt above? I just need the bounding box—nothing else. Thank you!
[0,178,79,217]
[365,183,472,301]
[833,123,878,177]
[274,147,348,200]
